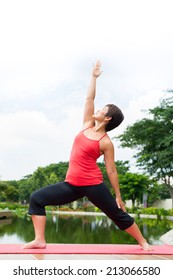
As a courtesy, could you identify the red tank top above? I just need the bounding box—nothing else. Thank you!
[65,128,107,186]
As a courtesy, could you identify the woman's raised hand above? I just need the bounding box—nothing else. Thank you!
[92,60,102,78]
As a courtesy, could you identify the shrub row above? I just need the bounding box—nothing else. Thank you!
[1,203,173,217]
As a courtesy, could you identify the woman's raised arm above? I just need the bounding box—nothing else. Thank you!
[83,60,102,128]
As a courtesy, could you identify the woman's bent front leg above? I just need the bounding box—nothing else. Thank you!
[23,182,81,249]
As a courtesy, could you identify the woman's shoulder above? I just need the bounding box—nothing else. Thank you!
[100,134,114,151]
[102,133,111,142]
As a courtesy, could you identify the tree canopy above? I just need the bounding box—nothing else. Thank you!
[118,95,173,202]
[0,160,168,208]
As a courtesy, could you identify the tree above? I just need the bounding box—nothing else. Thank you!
[47,173,59,184]
[17,168,48,203]
[5,185,19,202]
[18,176,33,203]
[147,182,170,207]
[118,96,173,206]
[118,172,151,208]
[0,181,8,202]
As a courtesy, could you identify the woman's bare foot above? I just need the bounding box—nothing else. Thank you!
[22,240,46,249]
[140,241,152,251]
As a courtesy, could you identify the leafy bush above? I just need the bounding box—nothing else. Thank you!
[0,202,27,210]
[140,207,159,215]
[167,209,173,216]
[128,207,169,218]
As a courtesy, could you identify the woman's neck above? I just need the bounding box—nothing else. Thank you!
[92,122,106,133]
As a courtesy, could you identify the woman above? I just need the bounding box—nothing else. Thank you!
[23,61,151,250]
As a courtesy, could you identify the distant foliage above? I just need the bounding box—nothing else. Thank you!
[0,160,168,207]
[118,96,173,203]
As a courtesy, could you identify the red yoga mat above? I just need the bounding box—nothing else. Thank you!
[0,244,173,255]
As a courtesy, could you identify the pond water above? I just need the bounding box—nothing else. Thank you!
[0,213,172,245]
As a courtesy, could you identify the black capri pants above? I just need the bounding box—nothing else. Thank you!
[28,182,134,230]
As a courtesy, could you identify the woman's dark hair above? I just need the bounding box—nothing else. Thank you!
[105,104,124,132]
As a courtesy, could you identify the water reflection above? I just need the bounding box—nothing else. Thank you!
[0,213,172,244]
[0,218,12,226]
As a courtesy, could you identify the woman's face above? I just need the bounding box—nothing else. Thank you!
[93,106,109,120]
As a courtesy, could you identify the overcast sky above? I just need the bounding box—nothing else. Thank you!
[0,0,172,180]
